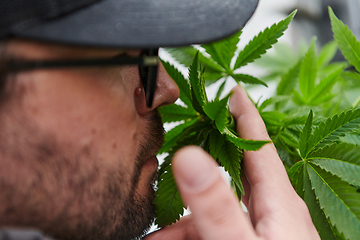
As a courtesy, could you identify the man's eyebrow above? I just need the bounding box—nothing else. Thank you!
[110,51,127,59]
[3,49,126,64]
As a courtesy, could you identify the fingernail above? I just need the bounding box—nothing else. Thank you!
[173,146,217,191]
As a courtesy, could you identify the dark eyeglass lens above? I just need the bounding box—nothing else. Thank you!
[139,49,159,108]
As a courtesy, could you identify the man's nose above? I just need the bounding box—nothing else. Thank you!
[136,62,180,115]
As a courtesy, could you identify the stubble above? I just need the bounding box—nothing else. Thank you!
[0,107,164,240]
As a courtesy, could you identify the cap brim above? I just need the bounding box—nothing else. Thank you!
[12,0,259,48]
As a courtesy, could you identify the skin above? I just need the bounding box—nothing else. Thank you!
[0,39,179,240]
[144,86,321,240]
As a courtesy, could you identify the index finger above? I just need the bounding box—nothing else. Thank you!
[229,86,293,195]
[171,146,257,240]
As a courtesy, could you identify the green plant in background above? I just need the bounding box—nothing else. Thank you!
[154,7,360,240]
[154,9,297,227]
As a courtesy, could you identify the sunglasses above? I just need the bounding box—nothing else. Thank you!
[3,48,159,108]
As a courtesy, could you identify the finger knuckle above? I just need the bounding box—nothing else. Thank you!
[204,195,239,227]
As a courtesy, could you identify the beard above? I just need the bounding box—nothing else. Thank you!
[0,107,165,240]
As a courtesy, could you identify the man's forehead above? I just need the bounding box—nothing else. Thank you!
[6,38,127,59]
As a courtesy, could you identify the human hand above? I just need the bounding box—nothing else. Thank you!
[144,86,320,240]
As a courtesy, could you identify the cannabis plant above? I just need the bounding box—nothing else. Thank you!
[154,7,360,240]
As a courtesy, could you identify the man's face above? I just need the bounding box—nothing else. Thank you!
[0,39,179,239]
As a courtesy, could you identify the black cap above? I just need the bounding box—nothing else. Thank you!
[1,0,259,48]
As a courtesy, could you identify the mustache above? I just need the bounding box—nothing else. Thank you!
[134,109,164,175]
[139,109,165,162]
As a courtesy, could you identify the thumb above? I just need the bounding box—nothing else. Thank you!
[172,146,256,240]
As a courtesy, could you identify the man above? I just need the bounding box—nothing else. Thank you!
[0,0,320,239]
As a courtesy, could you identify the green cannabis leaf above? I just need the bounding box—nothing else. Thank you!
[329,7,360,72]
[304,109,360,158]
[164,10,296,91]
[234,10,297,69]
[288,108,360,240]
[293,37,345,106]
[154,52,269,227]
